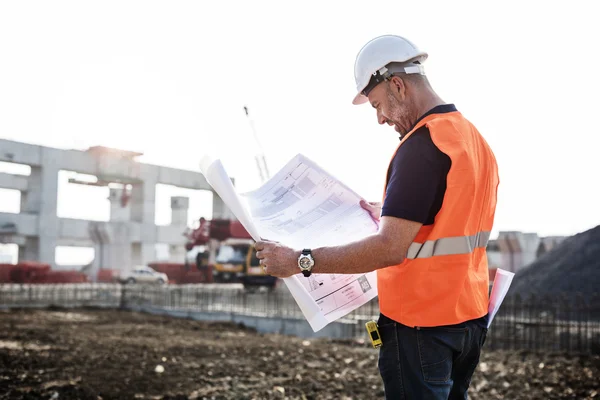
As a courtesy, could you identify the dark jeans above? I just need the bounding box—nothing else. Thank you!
[377,313,488,400]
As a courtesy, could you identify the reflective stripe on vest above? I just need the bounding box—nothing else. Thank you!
[406,230,491,259]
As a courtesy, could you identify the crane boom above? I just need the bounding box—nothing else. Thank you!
[244,106,270,182]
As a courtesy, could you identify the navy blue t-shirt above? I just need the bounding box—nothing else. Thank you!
[381,104,454,225]
[380,103,489,328]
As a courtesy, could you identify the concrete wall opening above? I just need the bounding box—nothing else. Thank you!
[57,171,110,221]
[0,161,31,176]
[0,188,21,214]
[55,246,95,269]
[154,243,170,261]
[0,243,18,264]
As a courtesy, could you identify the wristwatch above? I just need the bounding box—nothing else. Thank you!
[297,249,315,277]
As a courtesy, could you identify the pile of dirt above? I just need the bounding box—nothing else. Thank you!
[509,225,600,299]
[0,309,598,399]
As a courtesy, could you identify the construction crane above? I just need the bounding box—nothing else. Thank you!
[244,106,270,183]
[178,106,277,290]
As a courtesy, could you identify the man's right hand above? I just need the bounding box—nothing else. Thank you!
[360,200,382,223]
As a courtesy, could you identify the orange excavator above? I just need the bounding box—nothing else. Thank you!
[184,217,277,289]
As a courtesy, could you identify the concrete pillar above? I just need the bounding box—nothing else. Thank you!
[19,149,60,266]
[485,240,502,270]
[107,222,132,270]
[89,243,102,272]
[170,196,189,226]
[169,244,185,263]
[164,196,189,264]
[212,191,233,219]
[87,221,133,278]
[131,169,156,267]
[87,222,108,280]
[131,242,155,267]
[130,180,156,224]
[108,187,131,221]
[497,232,519,273]
[20,166,43,214]
[521,233,541,269]
[18,237,39,262]
[131,243,141,267]
[142,243,155,266]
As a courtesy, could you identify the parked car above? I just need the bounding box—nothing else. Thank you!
[119,266,168,285]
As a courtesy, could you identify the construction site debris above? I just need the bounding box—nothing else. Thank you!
[0,309,598,399]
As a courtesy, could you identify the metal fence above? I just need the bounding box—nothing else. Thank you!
[0,283,123,308]
[1,283,598,354]
[483,293,600,354]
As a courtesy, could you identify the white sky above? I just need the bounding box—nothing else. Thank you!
[1,0,599,247]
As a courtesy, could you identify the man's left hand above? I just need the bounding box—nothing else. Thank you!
[255,240,299,278]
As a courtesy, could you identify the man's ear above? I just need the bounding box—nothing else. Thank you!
[389,76,406,99]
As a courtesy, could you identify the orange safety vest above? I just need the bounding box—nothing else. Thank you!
[377,110,499,328]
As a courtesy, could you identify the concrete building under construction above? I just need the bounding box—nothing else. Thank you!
[486,232,565,273]
[0,139,231,279]
[0,138,565,279]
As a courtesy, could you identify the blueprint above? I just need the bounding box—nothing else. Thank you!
[487,269,515,328]
[200,154,379,331]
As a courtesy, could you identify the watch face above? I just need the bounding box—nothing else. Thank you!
[299,257,312,269]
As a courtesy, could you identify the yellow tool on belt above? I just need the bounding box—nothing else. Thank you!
[365,320,382,348]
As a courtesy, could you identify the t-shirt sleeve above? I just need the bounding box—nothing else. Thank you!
[381,128,451,224]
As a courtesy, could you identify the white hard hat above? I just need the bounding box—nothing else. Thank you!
[352,35,428,105]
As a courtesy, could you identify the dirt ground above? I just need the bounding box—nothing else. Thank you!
[0,309,598,400]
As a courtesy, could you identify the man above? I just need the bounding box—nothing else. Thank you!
[255,34,499,399]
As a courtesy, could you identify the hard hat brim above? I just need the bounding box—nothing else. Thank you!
[352,92,369,105]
